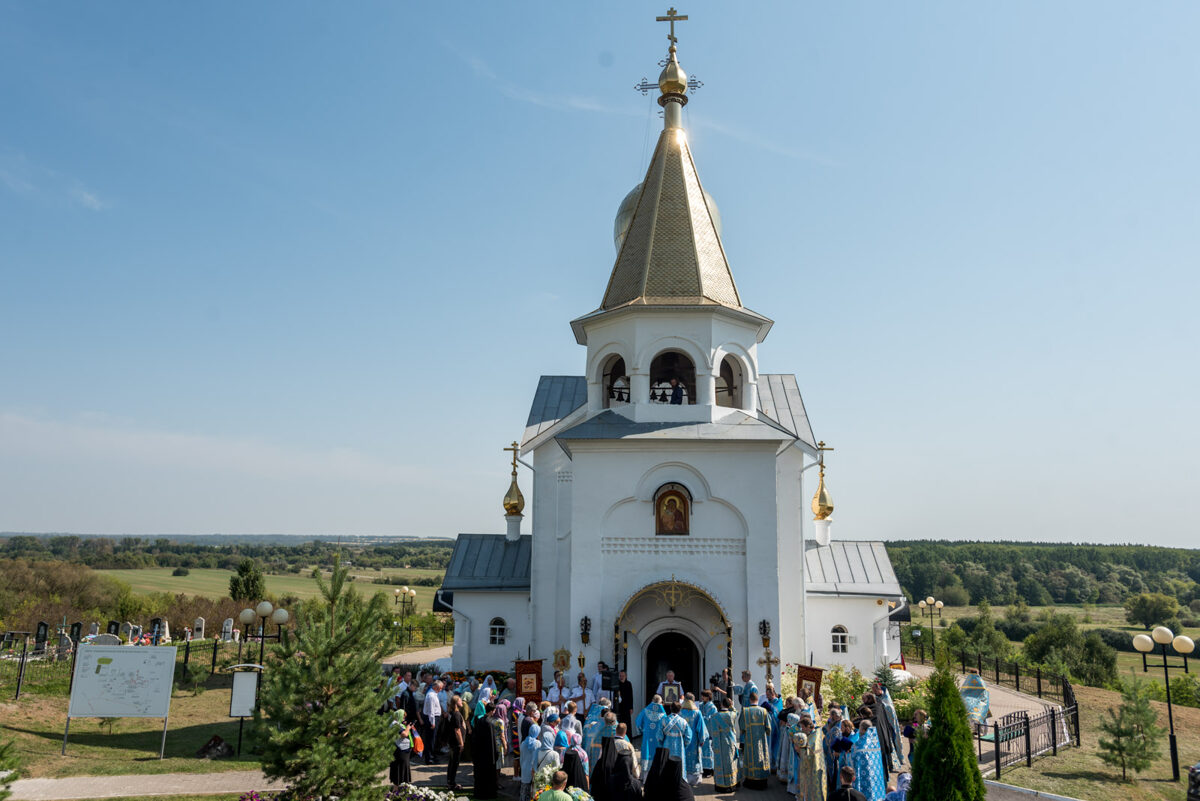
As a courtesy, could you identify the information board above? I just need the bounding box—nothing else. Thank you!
[68,645,177,719]
[230,671,258,718]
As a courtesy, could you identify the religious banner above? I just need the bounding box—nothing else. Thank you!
[793,664,824,701]
[514,659,544,705]
[552,647,571,673]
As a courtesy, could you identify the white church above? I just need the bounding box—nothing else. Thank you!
[436,26,903,711]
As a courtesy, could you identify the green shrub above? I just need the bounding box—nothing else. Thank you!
[172,567,190,577]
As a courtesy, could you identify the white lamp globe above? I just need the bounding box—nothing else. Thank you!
[409,589,417,598]
[918,600,927,609]
[401,586,409,594]
[1152,626,1174,645]
[935,601,945,609]
[925,596,935,606]
[256,600,274,618]
[1173,635,1195,655]
[239,608,256,625]
[271,608,290,625]
[394,588,400,596]
[1132,634,1154,653]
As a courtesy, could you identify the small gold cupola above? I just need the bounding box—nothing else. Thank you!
[502,441,525,517]
[811,441,834,520]
[658,45,688,96]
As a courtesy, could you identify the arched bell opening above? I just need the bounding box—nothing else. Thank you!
[649,351,695,405]
[716,354,745,409]
[602,355,630,408]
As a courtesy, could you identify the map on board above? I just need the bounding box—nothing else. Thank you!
[68,645,177,719]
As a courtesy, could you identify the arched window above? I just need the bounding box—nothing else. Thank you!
[489,617,507,646]
[649,351,695,405]
[602,355,629,408]
[716,355,744,409]
[831,625,848,654]
[654,483,691,536]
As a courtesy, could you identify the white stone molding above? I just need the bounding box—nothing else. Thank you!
[600,536,745,556]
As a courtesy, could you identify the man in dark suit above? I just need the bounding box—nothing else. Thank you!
[615,669,635,730]
[830,766,867,801]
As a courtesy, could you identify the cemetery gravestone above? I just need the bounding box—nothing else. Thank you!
[194,617,205,640]
[70,622,82,642]
[92,633,121,645]
[151,618,162,643]
[130,625,142,642]
[221,618,234,641]
[89,622,100,636]
[107,620,120,635]
[160,619,171,642]
[35,621,49,650]
[56,633,73,660]
[120,622,132,640]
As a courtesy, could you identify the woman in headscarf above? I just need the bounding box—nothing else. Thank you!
[783,713,803,795]
[884,771,911,801]
[562,731,590,791]
[590,734,618,800]
[851,720,887,801]
[821,706,843,795]
[643,750,693,801]
[471,702,499,799]
[830,718,858,782]
[491,701,509,772]
[697,689,718,778]
[480,674,497,704]
[388,701,413,787]
[520,724,541,801]
[677,695,708,786]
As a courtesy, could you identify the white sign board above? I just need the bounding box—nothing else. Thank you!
[230,671,259,718]
[68,645,177,719]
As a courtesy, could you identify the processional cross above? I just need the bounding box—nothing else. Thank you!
[757,647,781,683]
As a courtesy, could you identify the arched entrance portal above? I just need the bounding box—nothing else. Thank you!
[644,632,699,705]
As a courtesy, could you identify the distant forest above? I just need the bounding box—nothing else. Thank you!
[887,540,1200,607]
[0,534,455,574]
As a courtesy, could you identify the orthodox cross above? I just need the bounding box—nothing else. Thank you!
[757,647,781,683]
[504,441,519,475]
[656,7,688,45]
[816,440,834,468]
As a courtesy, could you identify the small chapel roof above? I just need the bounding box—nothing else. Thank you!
[554,409,793,455]
[520,374,817,451]
[440,533,531,592]
[803,541,902,598]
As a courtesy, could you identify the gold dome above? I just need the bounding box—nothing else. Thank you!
[658,46,688,95]
[811,467,833,520]
[503,473,524,516]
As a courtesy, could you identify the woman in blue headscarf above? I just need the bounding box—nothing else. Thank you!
[851,720,887,801]
[520,724,541,801]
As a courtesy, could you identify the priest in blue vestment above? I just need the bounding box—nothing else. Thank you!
[697,689,719,777]
[678,694,709,785]
[634,694,666,769]
[656,700,694,764]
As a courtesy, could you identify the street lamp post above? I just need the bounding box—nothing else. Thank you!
[1132,626,1195,782]
[917,596,943,661]
[239,601,290,709]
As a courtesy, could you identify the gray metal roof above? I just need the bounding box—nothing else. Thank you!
[440,534,532,592]
[523,376,588,447]
[757,374,817,449]
[554,409,794,455]
[803,541,902,597]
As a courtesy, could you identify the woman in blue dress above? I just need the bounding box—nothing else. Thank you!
[851,721,887,801]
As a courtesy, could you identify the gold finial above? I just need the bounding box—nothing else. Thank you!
[502,441,525,517]
[655,8,690,96]
[811,441,834,520]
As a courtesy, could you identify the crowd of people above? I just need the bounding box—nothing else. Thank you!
[380,666,926,801]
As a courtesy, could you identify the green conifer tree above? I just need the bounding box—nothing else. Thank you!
[0,736,19,801]
[229,558,266,602]
[908,662,986,801]
[254,555,393,801]
[1097,675,1163,780]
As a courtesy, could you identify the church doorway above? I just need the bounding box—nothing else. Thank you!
[643,631,699,705]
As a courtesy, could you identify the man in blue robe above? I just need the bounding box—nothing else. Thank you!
[697,689,719,777]
[581,698,611,768]
[657,700,694,763]
[634,694,666,769]
[761,684,784,772]
[733,669,759,709]
[678,694,709,785]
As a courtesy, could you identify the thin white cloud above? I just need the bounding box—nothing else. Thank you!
[69,185,107,211]
[688,114,839,167]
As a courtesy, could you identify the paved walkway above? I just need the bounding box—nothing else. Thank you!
[382,644,452,666]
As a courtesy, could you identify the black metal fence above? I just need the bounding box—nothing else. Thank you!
[902,641,1082,779]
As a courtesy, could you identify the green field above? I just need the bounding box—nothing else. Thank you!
[96,567,440,610]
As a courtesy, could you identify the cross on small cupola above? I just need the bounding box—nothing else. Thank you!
[502,441,525,541]
[656,6,688,45]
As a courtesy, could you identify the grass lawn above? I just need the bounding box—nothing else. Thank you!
[998,683,1200,801]
[95,568,439,610]
[0,674,264,778]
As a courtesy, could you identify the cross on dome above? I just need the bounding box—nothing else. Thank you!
[655,7,689,45]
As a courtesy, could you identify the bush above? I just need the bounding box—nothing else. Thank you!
[172,567,190,577]
[174,660,209,696]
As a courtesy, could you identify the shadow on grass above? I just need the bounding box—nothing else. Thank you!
[8,720,262,765]
[1038,768,1120,782]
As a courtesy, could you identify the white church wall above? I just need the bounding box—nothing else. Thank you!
[775,445,807,665]
[805,595,893,673]
[529,441,572,671]
[449,591,531,671]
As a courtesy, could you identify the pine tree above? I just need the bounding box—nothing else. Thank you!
[229,558,266,602]
[908,662,986,801]
[1097,675,1163,781]
[0,736,19,801]
[254,555,394,801]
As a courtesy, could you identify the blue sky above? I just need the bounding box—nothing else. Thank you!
[1,2,1197,545]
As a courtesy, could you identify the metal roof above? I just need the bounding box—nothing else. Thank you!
[522,376,588,447]
[554,409,794,455]
[522,373,816,452]
[757,374,817,449]
[803,541,902,597]
[440,534,532,592]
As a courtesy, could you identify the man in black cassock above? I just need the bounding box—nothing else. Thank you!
[615,669,635,731]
